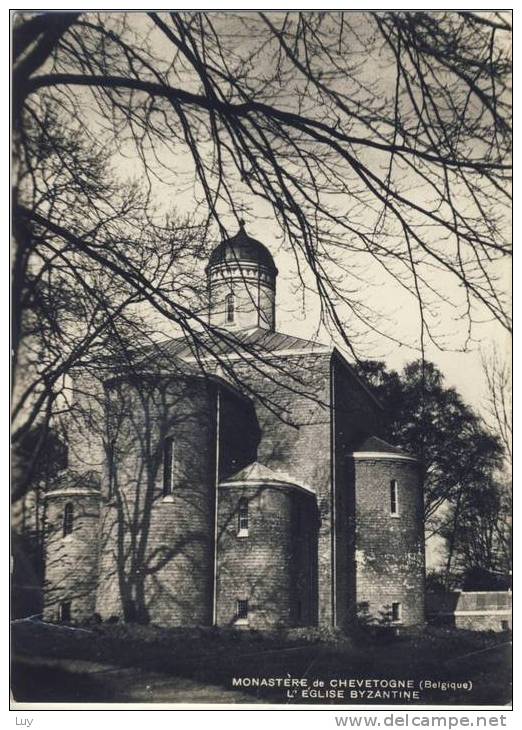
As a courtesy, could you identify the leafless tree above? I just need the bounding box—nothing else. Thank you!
[12,11,512,499]
[482,347,512,467]
[440,347,512,584]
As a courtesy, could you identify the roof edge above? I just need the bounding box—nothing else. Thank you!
[331,348,384,411]
[351,451,420,464]
[219,477,315,496]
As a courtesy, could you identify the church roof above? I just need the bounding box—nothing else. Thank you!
[353,435,418,461]
[130,328,383,411]
[43,469,101,499]
[219,461,315,495]
[154,327,330,362]
[207,223,277,273]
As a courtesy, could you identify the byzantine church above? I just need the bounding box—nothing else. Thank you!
[43,223,425,630]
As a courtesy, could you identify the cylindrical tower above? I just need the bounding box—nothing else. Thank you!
[206,222,278,331]
[42,472,101,622]
[352,436,425,627]
[216,465,318,629]
[95,375,217,626]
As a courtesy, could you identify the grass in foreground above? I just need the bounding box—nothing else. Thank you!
[11,619,512,705]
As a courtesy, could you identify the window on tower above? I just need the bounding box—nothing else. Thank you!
[63,503,74,537]
[163,437,175,496]
[226,293,235,323]
[60,600,72,622]
[238,497,249,536]
[237,598,249,621]
[107,438,116,500]
[391,602,402,622]
[390,479,399,516]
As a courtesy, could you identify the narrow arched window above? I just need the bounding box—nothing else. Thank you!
[63,503,74,537]
[107,438,116,500]
[163,437,175,496]
[390,479,399,516]
[238,497,249,535]
[226,293,235,323]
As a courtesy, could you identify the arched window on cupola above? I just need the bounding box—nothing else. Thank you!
[226,293,235,323]
[63,502,74,537]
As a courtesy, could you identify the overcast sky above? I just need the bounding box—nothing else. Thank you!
[61,10,512,420]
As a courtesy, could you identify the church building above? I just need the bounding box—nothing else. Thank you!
[42,224,425,630]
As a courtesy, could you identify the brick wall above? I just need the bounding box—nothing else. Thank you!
[354,457,425,626]
[333,356,382,629]
[41,339,426,632]
[227,351,334,626]
[39,367,106,623]
[218,387,260,480]
[95,375,217,625]
[43,492,100,621]
[216,484,318,628]
[67,369,107,476]
[209,267,276,331]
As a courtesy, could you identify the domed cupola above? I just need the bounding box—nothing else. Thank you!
[206,222,278,331]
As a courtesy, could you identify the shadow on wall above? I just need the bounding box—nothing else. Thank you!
[42,493,100,622]
[11,531,44,618]
[216,484,320,629]
[45,375,261,627]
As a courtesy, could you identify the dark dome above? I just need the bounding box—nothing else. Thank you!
[207,223,277,273]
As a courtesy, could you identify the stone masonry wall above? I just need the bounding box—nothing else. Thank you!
[67,368,107,476]
[455,614,512,631]
[209,267,275,331]
[43,493,100,622]
[333,356,382,629]
[227,351,333,626]
[354,457,425,626]
[218,387,260,481]
[95,376,217,626]
[216,485,318,628]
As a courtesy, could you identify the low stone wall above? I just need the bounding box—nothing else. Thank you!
[426,591,512,632]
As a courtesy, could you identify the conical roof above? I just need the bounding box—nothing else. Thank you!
[220,461,314,494]
[353,435,419,461]
[207,222,277,273]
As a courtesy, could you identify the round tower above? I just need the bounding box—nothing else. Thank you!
[42,472,101,623]
[95,375,218,626]
[352,436,425,627]
[216,464,319,629]
[206,222,278,331]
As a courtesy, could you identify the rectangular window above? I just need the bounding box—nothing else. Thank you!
[60,601,71,622]
[237,599,248,620]
[390,480,399,516]
[238,498,249,535]
[391,602,401,622]
[501,620,509,631]
[163,437,174,496]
